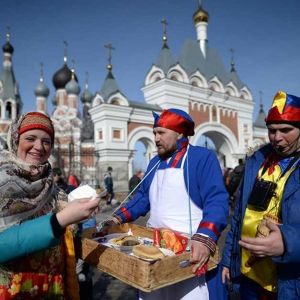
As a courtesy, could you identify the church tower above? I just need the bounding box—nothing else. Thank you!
[35,62,50,114]
[50,42,82,178]
[0,28,23,147]
[142,1,256,167]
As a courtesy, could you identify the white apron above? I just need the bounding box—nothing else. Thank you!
[140,151,209,300]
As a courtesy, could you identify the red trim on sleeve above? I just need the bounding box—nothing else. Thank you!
[198,222,220,238]
[119,207,132,222]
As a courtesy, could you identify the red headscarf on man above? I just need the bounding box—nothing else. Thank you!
[152,108,195,136]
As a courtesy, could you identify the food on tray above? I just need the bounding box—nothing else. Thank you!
[109,235,141,247]
[132,245,166,260]
[153,228,189,254]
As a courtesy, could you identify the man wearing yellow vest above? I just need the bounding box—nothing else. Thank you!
[222,91,300,299]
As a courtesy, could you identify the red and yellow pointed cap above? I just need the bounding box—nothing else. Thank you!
[153,108,195,136]
[265,91,300,123]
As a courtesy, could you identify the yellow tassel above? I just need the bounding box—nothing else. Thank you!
[63,226,80,300]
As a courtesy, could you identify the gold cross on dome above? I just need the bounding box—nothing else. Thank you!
[63,41,68,63]
[161,18,168,36]
[105,43,115,66]
[40,62,44,82]
[6,26,11,41]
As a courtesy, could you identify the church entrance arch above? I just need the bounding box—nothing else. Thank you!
[191,122,239,169]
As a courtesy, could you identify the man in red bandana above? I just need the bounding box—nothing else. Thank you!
[107,108,229,300]
[222,91,300,300]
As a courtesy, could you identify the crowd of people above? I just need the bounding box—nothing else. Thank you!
[1,89,300,299]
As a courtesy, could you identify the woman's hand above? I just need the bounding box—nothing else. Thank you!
[56,196,101,228]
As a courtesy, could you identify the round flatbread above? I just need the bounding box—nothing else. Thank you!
[132,245,166,260]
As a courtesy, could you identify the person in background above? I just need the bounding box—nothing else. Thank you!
[128,173,142,199]
[105,108,229,299]
[222,91,300,300]
[137,171,144,179]
[0,111,101,299]
[226,159,245,208]
[226,160,244,194]
[53,167,68,191]
[104,166,114,205]
[68,173,80,189]
[223,167,233,188]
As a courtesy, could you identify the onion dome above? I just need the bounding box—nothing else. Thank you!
[2,41,14,54]
[52,64,78,90]
[66,78,80,95]
[3,29,14,54]
[81,72,93,103]
[193,4,209,24]
[81,88,93,104]
[65,62,80,95]
[34,62,49,97]
[34,81,50,97]
[53,41,78,89]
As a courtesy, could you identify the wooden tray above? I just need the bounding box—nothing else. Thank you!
[74,223,219,292]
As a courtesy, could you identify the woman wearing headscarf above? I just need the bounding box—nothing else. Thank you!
[0,112,101,299]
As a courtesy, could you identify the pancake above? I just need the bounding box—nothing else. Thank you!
[132,244,166,260]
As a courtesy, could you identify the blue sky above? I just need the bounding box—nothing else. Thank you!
[2,0,300,121]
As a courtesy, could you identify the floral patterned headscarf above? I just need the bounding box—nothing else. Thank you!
[0,113,62,233]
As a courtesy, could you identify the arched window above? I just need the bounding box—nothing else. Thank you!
[5,102,12,119]
[111,100,120,105]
